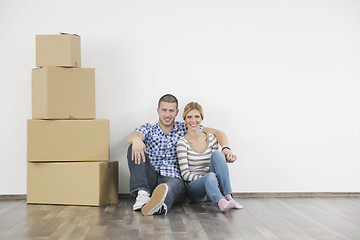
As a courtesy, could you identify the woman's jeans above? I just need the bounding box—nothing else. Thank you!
[127,145,186,211]
[186,151,232,206]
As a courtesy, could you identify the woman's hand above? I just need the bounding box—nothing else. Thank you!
[222,149,237,163]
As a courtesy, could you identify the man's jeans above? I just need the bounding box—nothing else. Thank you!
[127,145,186,211]
[186,151,233,206]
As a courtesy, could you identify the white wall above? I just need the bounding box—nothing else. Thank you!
[1,0,359,194]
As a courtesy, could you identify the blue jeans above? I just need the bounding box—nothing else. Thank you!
[127,145,186,211]
[186,151,233,206]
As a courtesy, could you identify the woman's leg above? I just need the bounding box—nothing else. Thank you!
[210,151,232,195]
[187,173,224,206]
[210,151,243,209]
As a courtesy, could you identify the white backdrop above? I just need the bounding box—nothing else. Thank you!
[1,0,359,194]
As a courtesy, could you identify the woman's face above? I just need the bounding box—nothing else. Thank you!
[185,109,202,132]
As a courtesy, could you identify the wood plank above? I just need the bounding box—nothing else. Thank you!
[0,197,359,239]
[194,202,243,240]
[240,198,317,240]
[225,199,280,240]
[83,226,108,240]
[260,198,351,240]
[67,226,91,240]
[299,198,360,239]
[77,206,106,227]
[167,210,187,233]
[103,201,141,239]
[0,200,24,216]
[181,213,209,240]
[1,204,65,239]
[309,197,360,223]
[279,198,358,239]
[0,200,41,237]
[49,206,90,239]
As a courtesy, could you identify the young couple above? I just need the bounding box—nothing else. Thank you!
[127,94,242,216]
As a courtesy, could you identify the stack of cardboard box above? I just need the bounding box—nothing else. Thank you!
[27,33,119,206]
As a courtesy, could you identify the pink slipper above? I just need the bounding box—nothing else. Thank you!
[217,198,234,212]
[225,194,243,209]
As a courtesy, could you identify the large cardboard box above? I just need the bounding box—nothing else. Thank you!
[32,67,95,119]
[27,161,119,206]
[36,34,81,67]
[27,119,109,162]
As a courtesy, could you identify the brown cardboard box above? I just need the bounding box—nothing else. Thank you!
[32,67,95,119]
[27,119,109,162]
[27,161,119,206]
[36,34,81,67]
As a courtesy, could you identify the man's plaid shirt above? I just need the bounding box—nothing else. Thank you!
[136,121,199,179]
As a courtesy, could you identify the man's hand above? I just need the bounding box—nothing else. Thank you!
[132,138,147,164]
[222,149,237,163]
[203,127,236,163]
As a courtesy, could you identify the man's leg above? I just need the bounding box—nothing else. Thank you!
[141,176,186,216]
[159,176,186,211]
[127,145,158,209]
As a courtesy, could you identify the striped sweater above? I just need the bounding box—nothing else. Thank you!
[176,133,219,182]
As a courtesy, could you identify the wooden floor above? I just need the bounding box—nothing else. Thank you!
[0,197,359,240]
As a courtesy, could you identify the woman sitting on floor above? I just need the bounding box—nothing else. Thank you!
[176,102,243,212]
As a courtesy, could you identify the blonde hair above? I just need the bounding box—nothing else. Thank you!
[183,102,204,120]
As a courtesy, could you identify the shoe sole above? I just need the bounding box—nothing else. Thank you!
[141,184,168,216]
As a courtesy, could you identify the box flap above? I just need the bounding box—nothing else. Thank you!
[59,32,80,37]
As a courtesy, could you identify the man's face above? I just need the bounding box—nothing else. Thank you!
[157,101,179,128]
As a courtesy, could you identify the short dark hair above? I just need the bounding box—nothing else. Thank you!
[158,94,178,108]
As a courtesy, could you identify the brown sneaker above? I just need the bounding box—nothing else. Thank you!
[141,183,168,216]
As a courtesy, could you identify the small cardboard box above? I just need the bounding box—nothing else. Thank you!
[32,67,95,120]
[27,161,119,206]
[36,34,81,67]
[27,119,109,162]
